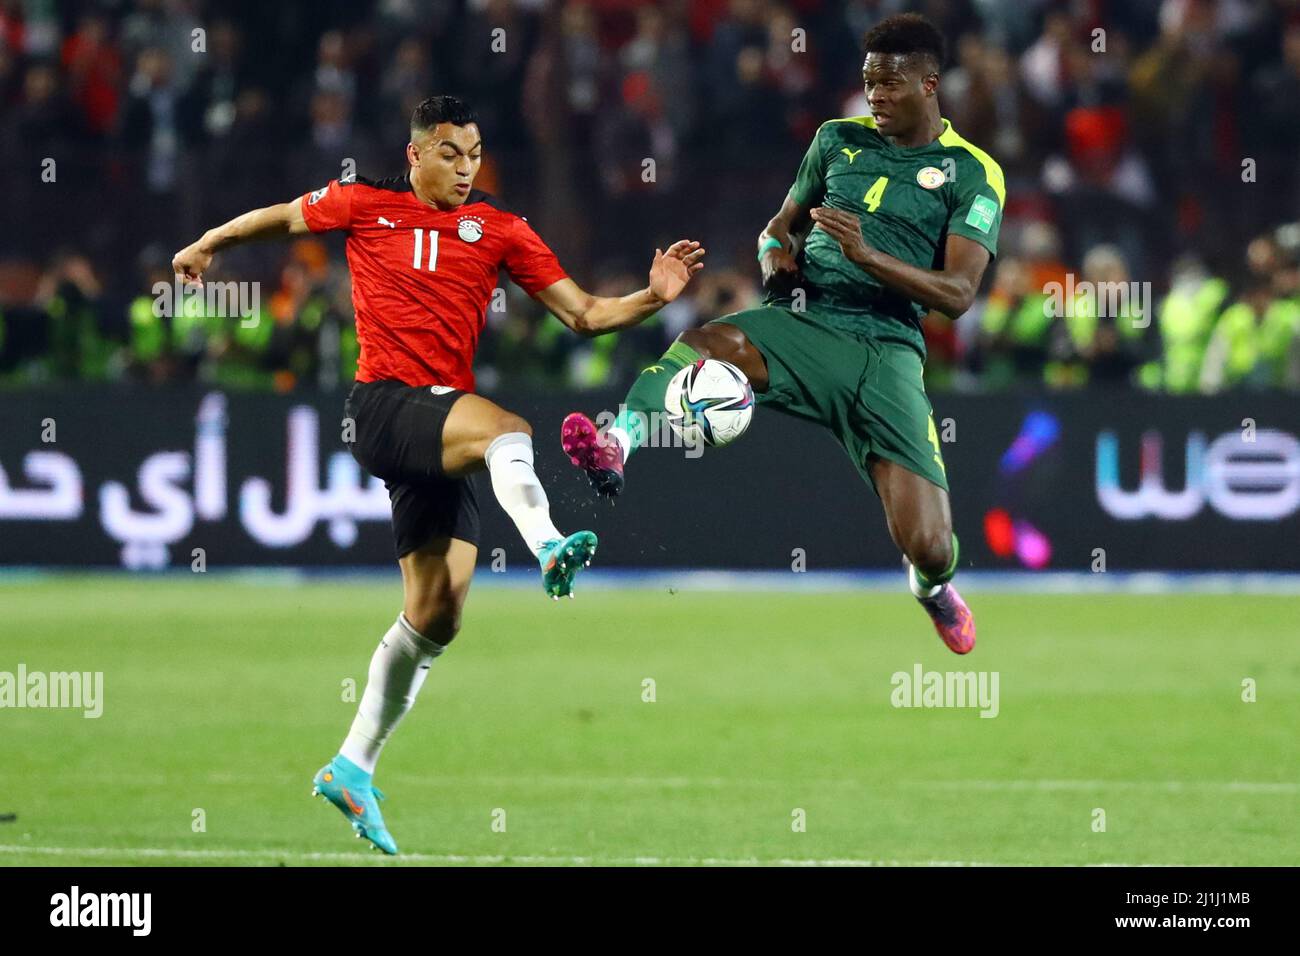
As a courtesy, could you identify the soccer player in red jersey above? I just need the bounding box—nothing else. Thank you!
[171,96,705,854]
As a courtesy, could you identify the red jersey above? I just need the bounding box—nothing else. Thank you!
[300,175,568,391]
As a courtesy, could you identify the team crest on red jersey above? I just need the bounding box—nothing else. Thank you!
[457,216,484,243]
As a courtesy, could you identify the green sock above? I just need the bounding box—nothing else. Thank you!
[913,534,960,590]
[610,340,701,460]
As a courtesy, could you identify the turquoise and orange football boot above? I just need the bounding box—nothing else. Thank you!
[539,530,598,599]
[311,754,398,855]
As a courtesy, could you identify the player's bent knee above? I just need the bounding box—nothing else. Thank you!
[496,413,531,439]
[470,412,531,463]
[480,412,531,449]
[680,325,739,362]
[446,395,532,461]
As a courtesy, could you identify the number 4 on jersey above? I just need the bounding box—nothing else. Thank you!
[862,176,888,213]
[412,228,439,271]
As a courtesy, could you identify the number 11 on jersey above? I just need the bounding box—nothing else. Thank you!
[413,228,439,271]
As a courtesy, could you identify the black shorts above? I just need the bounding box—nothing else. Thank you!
[344,380,481,558]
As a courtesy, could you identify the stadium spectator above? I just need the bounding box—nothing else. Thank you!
[178,20,248,146]
[60,12,121,138]
[1043,244,1151,389]
[120,0,203,90]
[1200,234,1300,391]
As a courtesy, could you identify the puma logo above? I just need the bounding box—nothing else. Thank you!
[378,217,400,228]
[841,147,863,164]
[643,365,665,374]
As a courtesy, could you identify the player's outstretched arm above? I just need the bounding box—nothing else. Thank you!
[810,206,990,320]
[171,200,311,285]
[534,240,705,337]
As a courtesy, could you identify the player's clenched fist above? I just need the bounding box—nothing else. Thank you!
[171,242,213,286]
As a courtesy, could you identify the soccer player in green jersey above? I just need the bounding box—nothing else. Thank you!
[563,13,1001,653]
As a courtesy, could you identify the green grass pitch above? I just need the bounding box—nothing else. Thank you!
[1,576,1296,866]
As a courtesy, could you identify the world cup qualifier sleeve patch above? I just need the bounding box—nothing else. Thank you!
[964,195,999,234]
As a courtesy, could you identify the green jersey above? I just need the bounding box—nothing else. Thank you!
[786,115,1005,356]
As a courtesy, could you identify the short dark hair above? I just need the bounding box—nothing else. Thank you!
[410,95,478,134]
[862,13,946,71]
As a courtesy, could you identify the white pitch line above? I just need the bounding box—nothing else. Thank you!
[74,772,1300,795]
[0,845,996,866]
[901,779,1300,795]
[0,845,1175,867]
[379,776,1300,795]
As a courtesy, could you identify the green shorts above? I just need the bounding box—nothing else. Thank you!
[711,305,948,493]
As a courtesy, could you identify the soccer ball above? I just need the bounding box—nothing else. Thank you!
[664,359,755,447]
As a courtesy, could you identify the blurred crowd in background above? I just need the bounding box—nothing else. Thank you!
[2,0,1300,392]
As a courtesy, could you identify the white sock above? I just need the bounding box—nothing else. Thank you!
[484,431,562,559]
[339,613,444,775]
[607,426,632,464]
[908,564,943,599]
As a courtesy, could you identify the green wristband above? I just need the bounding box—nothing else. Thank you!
[756,236,783,261]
